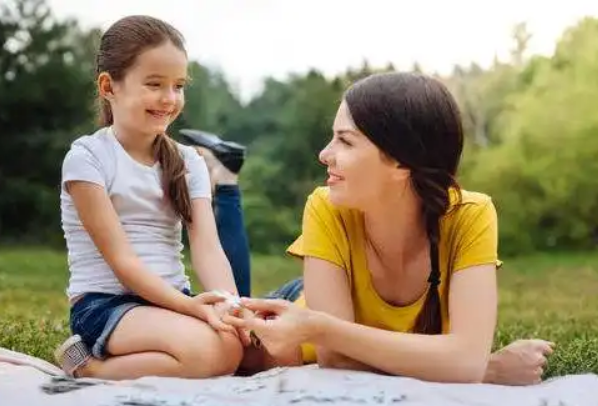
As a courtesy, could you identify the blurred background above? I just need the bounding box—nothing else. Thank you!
[1,0,597,374]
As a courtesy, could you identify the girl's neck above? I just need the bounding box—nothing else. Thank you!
[111,123,157,165]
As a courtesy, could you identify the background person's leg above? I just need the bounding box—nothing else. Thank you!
[214,184,251,297]
[183,133,252,298]
[263,277,304,301]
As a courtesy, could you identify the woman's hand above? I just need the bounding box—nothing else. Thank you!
[224,298,319,358]
[484,339,555,385]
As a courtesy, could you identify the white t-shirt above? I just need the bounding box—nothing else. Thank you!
[60,126,211,300]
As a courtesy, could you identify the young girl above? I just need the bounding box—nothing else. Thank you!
[55,15,244,380]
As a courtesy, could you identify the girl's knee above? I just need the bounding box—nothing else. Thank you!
[218,330,244,373]
[178,329,243,378]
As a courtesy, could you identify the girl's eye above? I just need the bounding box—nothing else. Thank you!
[147,83,160,88]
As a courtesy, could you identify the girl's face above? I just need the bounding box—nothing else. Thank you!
[99,41,188,138]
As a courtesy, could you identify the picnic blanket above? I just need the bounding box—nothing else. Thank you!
[1,348,597,405]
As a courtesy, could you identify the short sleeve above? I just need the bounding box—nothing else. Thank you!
[61,145,106,191]
[286,188,349,270]
[181,146,212,200]
[452,199,499,273]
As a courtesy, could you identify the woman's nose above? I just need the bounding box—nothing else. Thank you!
[319,142,333,166]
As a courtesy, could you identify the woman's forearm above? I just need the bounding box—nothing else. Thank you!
[309,311,489,383]
[318,349,380,372]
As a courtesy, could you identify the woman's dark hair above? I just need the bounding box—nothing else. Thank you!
[96,15,192,223]
[344,72,464,335]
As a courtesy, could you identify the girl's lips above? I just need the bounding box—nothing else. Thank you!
[147,110,171,118]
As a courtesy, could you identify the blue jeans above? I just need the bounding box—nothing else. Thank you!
[71,289,193,359]
[215,184,303,301]
[214,185,251,297]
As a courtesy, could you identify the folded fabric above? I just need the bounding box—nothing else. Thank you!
[0,347,63,376]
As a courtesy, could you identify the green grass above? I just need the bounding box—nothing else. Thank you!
[1,248,597,378]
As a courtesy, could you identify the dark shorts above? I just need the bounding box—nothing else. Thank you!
[70,278,304,360]
[70,288,192,359]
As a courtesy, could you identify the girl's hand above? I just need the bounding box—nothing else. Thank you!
[223,298,318,358]
[189,291,236,333]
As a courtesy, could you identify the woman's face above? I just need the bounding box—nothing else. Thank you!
[319,100,409,209]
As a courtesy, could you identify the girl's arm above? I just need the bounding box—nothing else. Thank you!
[305,262,497,383]
[67,181,196,315]
[187,198,238,295]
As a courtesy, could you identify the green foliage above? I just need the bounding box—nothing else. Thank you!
[2,0,598,257]
[461,17,598,255]
[0,0,97,243]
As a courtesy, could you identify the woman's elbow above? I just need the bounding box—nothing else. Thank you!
[316,350,351,370]
[317,354,342,369]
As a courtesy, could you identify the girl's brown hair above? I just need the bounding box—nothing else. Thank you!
[96,15,192,223]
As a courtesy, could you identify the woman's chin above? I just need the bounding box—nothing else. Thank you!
[328,187,352,208]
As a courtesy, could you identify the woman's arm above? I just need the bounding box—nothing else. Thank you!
[68,181,195,315]
[303,256,380,372]
[307,263,497,382]
[187,198,238,295]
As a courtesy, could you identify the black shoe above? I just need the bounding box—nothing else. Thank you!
[179,128,246,174]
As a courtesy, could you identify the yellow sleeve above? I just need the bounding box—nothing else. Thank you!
[452,199,500,273]
[286,187,349,270]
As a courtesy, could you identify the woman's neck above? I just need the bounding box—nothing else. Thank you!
[363,185,427,266]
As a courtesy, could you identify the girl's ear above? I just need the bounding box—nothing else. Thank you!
[97,72,114,100]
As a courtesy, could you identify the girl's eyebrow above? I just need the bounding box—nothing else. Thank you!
[144,74,187,82]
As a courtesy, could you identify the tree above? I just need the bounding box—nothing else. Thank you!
[0,0,97,243]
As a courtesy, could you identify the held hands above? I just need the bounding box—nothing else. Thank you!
[193,293,320,354]
[189,290,252,345]
[223,298,318,358]
[189,291,239,333]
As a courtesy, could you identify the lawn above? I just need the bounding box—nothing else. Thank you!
[1,248,597,378]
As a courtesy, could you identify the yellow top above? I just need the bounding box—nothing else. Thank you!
[286,186,499,363]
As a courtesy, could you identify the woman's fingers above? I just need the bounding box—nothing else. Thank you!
[529,339,555,355]
[240,298,290,314]
[222,313,248,328]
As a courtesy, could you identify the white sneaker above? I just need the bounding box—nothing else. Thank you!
[54,335,91,377]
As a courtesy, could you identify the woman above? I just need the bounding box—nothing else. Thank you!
[211,72,554,385]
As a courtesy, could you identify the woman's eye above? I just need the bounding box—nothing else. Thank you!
[339,137,351,146]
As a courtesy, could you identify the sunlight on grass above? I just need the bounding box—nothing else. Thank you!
[1,248,597,377]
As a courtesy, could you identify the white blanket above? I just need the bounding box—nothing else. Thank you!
[1,348,597,405]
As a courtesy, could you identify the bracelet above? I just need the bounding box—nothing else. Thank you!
[212,290,243,309]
